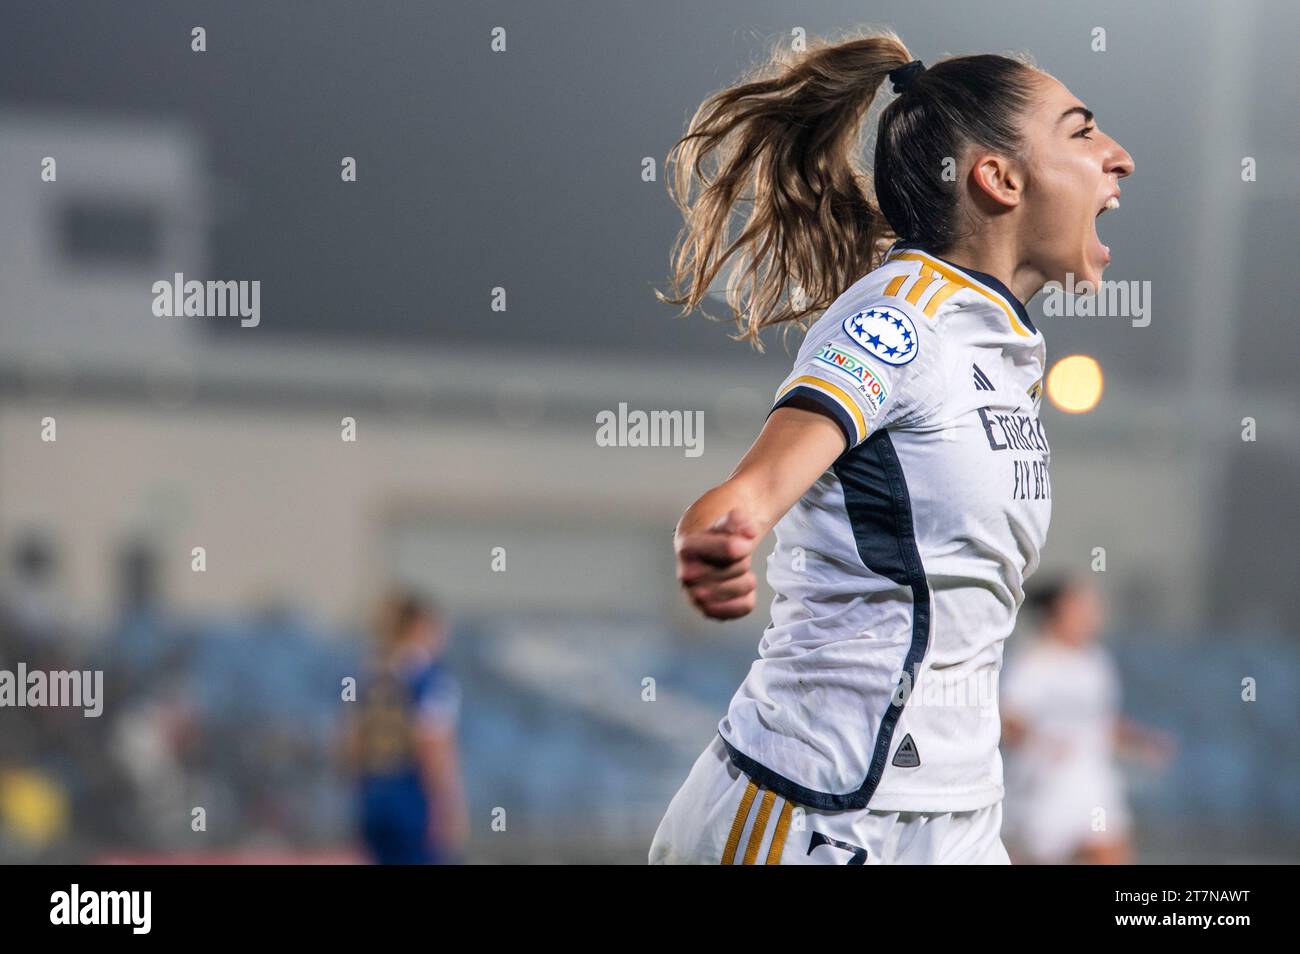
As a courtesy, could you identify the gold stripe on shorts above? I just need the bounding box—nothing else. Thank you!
[742,790,777,865]
[765,800,794,865]
[721,781,758,865]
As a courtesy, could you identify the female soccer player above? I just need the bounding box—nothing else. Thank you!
[650,31,1133,864]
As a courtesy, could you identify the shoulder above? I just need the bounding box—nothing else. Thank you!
[804,258,950,367]
[837,300,928,367]
[411,661,460,727]
[774,269,951,447]
[879,247,1040,341]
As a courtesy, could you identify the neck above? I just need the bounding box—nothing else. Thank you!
[935,237,1046,305]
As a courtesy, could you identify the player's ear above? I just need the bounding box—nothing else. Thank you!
[968,152,1022,210]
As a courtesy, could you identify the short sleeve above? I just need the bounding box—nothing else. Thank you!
[771,297,944,448]
[413,668,461,731]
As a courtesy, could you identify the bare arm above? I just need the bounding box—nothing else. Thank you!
[676,403,847,620]
[1000,712,1029,749]
[412,724,469,859]
[1112,717,1176,766]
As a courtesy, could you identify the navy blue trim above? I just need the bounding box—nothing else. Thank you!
[770,386,857,448]
[892,242,1037,335]
[721,429,931,811]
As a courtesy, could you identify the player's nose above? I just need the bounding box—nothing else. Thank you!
[1105,134,1135,180]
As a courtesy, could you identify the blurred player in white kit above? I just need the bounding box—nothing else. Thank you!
[1000,577,1174,863]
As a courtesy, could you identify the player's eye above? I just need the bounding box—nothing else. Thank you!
[1074,125,1095,139]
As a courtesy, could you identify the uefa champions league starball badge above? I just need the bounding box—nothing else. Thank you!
[842,306,919,366]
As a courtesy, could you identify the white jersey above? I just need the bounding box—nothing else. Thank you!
[719,245,1051,813]
[1000,637,1129,859]
[1001,638,1121,773]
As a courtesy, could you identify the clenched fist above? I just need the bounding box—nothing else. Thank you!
[675,508,760,620]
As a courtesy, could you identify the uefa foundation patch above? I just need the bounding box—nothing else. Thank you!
[814,343,890,412]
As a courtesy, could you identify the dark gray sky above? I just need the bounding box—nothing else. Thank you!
[0,0,1296,385]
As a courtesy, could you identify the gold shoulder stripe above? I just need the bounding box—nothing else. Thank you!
[904,264,943,305]
[891,251,1033,337]
[721,781,758,865]
[923,280,961,317]
[742,789,777,865]
[883,274,908,298]
[764,800,794,865]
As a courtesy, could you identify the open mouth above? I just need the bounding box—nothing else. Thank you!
[1092,195,1120,265]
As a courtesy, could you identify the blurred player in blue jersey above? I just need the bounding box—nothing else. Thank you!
[348,592,468,864]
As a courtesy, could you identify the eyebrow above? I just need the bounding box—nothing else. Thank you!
[1058,105,1095,126]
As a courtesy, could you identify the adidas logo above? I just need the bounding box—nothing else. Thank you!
[892,733,921,768]
[972,363,995,392]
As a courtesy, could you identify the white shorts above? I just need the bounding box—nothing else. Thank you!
[1004,762,1132,863]
[650,736,1009,865]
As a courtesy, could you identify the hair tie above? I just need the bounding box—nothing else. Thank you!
[889,60,926,95]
